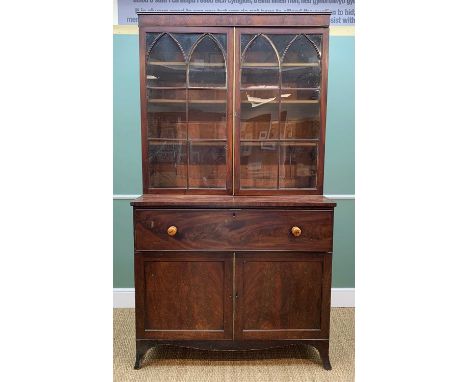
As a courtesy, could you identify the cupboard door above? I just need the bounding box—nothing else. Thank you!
[142,29,233,194]
[135,252,233,340]
[235,29,328,194]
[234,252,331,340]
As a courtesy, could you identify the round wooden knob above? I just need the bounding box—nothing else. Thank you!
[291,226,302,237]
[167,226,177,236]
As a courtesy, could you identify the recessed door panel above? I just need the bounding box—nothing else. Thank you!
[235,252,332,340]
[135,252,233,340]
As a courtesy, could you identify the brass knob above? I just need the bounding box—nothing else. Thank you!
[291,226,302,237]
[167,226,177,236]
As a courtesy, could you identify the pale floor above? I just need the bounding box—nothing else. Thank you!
[114,308,355,382]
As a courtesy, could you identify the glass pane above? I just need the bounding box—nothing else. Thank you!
[242,35,279,64]
[148,141,187,188]
[188,89,226,139]
[147,64,186,87]
[280,89,320,140]
[147,34,185,62]
[174,33,201,56]
[147,89,186,139]
[241,67,279,88]
[281,66,321,88]
[240,34,251,54]
[189,66,226,88]
[268,34,295,58]
[146,33,159,50]
[307,34,322,53]
[213,33,227,52]
[241,34,279,89]
[279,143,317,189]
[189,141,226,188]
[241,90,279,140]
[147,34,186,88]
[240,142,278,189]
[282,35,320,64]
[189,35,226,87]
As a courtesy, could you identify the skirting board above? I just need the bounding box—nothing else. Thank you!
[113,288,355,308]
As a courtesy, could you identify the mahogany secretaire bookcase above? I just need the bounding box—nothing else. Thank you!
[131,12,336,370]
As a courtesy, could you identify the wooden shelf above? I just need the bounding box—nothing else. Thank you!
[240,141,318,146]
[148,61,225,67]
[242,62,319,68]
[189,100,226,104]
[148,99,186,103]
[282,100,319,104]
[282,62,320,67]
[148,138,227,146]
[190,62,225,67]
[241,100,319,104]
[242,100,278,104]
[282,87,321,91]
[148,61,185,66]
[240,86,320,91]
[146,86,227,90]
[147,86,186,90]
[240,86,279,90]
[240,139,319,143]
[148,99,226,103]
[242,63,278,67]
[147,62,318,68]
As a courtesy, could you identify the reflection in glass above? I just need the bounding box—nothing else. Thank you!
[241,67,279,88]
[190,67,226,87]
[147,33,185,62]
[189,35,226,87]
[173,33,201,56]
[239,33,322,191]
[282,34,320,64]
[147,64,186,87]
[307,34,322,53]
[147,89,186,139]
[188,89,226,139]
[241,34,279,89]
[242,35,279,64]
[268,34,296,58]
[189,142,226,188]
[146,34,186,88]
[281,66,321,89]
[240,142,278,189]
[281,101,320,140]
[279,143,317,189]
[240,90,279,140]
[149,142,187,188]
[145,32,228,190]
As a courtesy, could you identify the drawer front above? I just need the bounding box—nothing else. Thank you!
[134,209,333,251]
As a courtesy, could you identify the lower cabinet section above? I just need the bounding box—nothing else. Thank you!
[135,251,331,341]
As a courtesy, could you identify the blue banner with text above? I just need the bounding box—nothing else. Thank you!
[117,0,355,25]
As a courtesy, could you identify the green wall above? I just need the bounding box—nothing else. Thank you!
[113,34,355,288]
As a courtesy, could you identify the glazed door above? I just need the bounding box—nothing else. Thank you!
[135,252,233,340]
[234,28,329,195]
[140,27,233,194]
[234,252,332,340]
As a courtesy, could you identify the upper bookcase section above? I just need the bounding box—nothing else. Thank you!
[137,13,330,195]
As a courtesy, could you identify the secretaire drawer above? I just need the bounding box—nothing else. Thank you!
[134,209,333,252]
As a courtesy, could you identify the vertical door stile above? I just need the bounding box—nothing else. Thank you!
[232,27,236,195]
[232,251,236,339]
